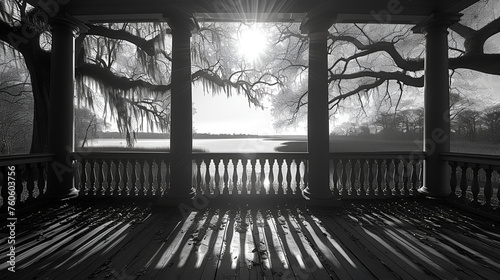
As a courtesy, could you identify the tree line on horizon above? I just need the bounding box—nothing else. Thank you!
[332,104,500,144]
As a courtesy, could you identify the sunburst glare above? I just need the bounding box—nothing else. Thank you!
[237,25,268,62]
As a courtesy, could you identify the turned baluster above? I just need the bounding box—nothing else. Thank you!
[376,159,384,196]
[15,164,23,203]
[125,160,134,196]
[214,158,221,195]
[100,160,108,196]
[410,159,418,195]
[96,160,105,195]
[102,160,111,196]
[152,160,159,196]
[84,160,93,195]
[160,160,168,195]
[449,161,458,198]
[285,158,292,195]
[89,160,97,195]
[393,159,401,197]
[294,159,304,195]
[350,160,358,196]
[484,167,493,208]
[241,159,248,195]
[497,170,500,207]
[402,159,409,196]
[26,163,36,201]
[303,159,309,190]
[108,160,117,196]
[232,159,239,195]
[36,163,46,196]
[259,158,267,195]
[277,158,284,195]
[470,165,480,206]
[222,158,229,195]
[250,158,257,195]
[116,161,124,196]
[359,160,366,197]
[269,159,275,195]
[194,159,202,195]
[459,164,469,201]
[332,160,339,197]
[134,160,143,196]
[340,160,348,197]
[328,159,334,195]
[367,160,375,197]
[143,160,152,196]
[33,163,43,198]
[205,159,211,195]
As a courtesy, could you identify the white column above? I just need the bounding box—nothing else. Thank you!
[167,18,195,200]
[301,19,334,201]
[414,14,460,197]
[46,17,84,199]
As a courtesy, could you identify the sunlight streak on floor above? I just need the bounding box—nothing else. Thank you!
[308,213,358,268]
[267,214,289,269]
[230,218,241,270]
[155,212,197,269]
[195,213,219,268]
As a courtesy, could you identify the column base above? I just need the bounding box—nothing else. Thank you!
[155,194,194,207]
[302,198,343,208]
[44,187,79,201]
[303,190,343,207]
[418,186,451,198]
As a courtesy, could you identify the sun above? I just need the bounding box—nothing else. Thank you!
[237,25,268,62]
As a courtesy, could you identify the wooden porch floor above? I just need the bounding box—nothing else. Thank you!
[1,197,500,280]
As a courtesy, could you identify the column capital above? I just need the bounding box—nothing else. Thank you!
[300,17,334,35]
[50,13,88,36]
[412,13,462,34]
[166,15,199,35]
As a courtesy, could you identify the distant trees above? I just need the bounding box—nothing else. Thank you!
[454,109,481,142]
[74,107,106,148]
[337,108,423,141]
[0,58,32,154]
[480,105,500,143]
[331,103,500,145]
[449,104,500,143]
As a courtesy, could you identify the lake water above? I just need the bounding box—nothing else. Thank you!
[86,138,289,153]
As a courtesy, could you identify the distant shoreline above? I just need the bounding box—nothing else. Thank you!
[77,136,500,155]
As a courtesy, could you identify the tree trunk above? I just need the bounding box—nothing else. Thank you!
[23,49,51,154]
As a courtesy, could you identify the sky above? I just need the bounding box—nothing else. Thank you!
[192,85,305,135]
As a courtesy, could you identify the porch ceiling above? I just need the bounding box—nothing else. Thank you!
[32,0,478,24]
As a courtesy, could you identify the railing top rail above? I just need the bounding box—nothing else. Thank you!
[71,151,171,160]
[0,154,54,167]
[442,152,500,167]
[329,151,425,160]
[191,152,309,159]
[71,151,426,160]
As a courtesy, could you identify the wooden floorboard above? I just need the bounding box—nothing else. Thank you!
[1,197,500,279]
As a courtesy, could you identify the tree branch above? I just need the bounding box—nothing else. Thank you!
[329,79,386,108]
[329,71,424,87]
[449,53,500,75]
[86,24,158,56]
[329,34,424,71]
[77,63,171,92]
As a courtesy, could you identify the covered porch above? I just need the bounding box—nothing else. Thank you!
[1,0,500,279]
[3,0,485,204]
